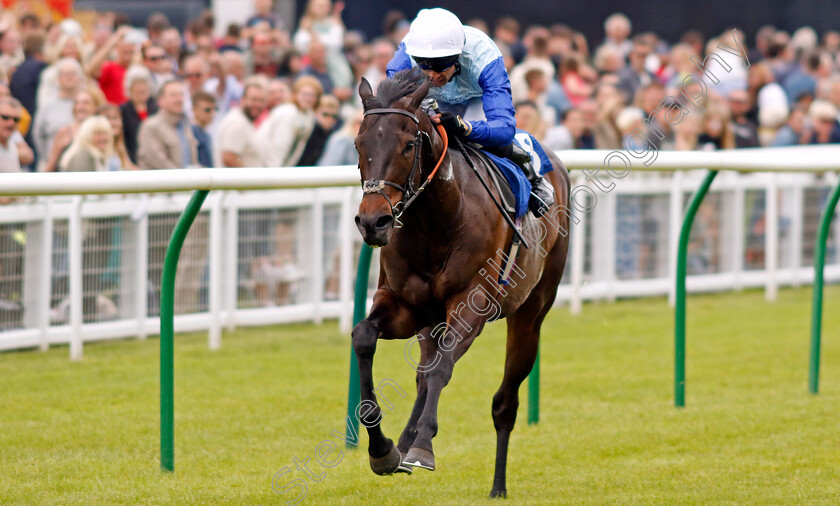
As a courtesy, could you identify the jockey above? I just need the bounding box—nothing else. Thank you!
[386,8,555,217]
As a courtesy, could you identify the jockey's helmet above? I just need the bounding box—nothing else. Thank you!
[404,8,465,64]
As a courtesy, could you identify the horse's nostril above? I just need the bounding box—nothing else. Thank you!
[375,215,394,229]
[354,215,362,226]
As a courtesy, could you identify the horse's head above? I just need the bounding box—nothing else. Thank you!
[354,68,431,247]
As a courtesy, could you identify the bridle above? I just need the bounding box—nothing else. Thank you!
[360,107,448,228]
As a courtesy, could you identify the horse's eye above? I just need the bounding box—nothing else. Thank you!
[403,142,415,154]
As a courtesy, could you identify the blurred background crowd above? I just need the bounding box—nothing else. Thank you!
[1,0,840,178]
[0,0,838,324]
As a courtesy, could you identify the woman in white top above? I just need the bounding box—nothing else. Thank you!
[293,0,345,53]
[58,115,113,172]
[257,75,323,167]
[292,0,353,97]
[36,33,89,108]
[43,87,104,172]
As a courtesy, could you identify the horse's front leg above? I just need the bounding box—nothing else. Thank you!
[403,291,488,471]
[352,287,419,475]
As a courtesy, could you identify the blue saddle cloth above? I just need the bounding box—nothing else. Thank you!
[478,129,554,218]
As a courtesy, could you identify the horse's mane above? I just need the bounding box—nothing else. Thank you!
[363,67,428,110]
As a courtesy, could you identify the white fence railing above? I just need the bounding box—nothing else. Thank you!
[0,187,367,354]
[1,147,839,356]
[560,170,840,311]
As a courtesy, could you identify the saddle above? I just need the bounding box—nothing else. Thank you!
[461,144,517,216]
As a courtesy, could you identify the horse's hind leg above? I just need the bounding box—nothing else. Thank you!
[352,288,419,475]
[397,327,432,455]
[397,373,427,454]
[403,295,487,471]
[490,270,564,497]
[488,317,541,499]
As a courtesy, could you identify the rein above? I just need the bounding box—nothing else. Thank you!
[361,107,448,227]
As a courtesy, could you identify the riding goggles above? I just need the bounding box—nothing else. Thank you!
[414,54,460,73]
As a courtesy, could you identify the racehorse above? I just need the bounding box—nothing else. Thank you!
[352,68,571,498]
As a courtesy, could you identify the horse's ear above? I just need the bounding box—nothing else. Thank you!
[359,78,373,103]
[407,78,430,110]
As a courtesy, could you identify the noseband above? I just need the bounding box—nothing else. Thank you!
[361,108,448,227]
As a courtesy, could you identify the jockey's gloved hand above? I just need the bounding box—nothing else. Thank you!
[438,111,472,139]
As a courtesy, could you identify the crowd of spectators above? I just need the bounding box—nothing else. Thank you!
[2,4,840,178]
[3,3,840,317]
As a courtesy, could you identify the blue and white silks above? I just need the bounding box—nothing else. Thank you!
[387,26,554,217]
[387,26,516,147]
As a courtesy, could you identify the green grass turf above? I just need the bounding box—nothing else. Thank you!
[3,286,840,504]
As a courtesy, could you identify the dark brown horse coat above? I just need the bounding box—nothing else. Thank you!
[352,68,570,498]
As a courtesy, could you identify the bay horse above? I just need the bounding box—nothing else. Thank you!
[352,68,570,498]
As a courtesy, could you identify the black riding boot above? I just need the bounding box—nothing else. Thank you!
[504,144,555,217]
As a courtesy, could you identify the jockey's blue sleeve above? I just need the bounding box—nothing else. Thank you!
[464,57,516,147]
[386,42,412,78]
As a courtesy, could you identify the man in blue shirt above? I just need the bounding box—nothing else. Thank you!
[387,8,555,216]
[191,91,216,167]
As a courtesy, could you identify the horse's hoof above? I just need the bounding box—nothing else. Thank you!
[489,489,507,499]
[402,447,435,471]
[369,444,402,475]
[395,451,413,474]
[395,463,413,474]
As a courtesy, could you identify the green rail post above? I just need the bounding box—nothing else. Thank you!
[809,181,840,394]
[675,170,718,408]
[161,190,209,472]
[346,244,373,448]
[527,347,540,424]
